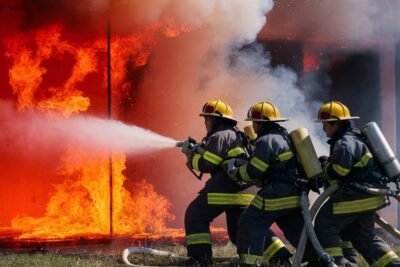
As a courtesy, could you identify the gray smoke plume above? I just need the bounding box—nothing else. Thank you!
[262,0,400,44]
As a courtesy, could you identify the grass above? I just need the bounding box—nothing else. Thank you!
[0,243,238,267]
[0,251,122,267]
[0,243,398,266]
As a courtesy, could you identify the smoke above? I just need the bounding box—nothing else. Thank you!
[262,0,400,44]
[18,0,400,44]
[0,101,176,156]
[119,1,328,154]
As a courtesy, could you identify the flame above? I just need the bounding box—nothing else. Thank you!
[11,150,173,239]
[112,152,174,235]
[163,18,192,38]
[6,26,92,115]
[3,21,190,240]
[105,18,191,117]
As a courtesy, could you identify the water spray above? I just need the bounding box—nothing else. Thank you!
[0,106,180,155]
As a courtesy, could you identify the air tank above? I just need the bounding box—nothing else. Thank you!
[290,128,323,179]
[244,125,257,141]
[362,122,400,180]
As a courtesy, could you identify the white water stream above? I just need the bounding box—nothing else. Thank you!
[0,103,178,154]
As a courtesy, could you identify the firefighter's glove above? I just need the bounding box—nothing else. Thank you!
[222,159,240,182]
[181,139,194,157]
[308,179,321,194]
[319,158,331,182]
[295,177,309,188]
[318,155,328,163]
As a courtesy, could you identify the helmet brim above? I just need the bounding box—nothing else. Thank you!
[245,117,289,122]
[315,116,360,122]
[199,113,237,122]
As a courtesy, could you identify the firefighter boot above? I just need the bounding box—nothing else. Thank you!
[184,256,213,267]
[267,247,292,267]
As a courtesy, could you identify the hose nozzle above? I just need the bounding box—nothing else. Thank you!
[176,141,184,147]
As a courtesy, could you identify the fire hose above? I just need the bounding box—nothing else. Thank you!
[289,128,337,267]
[292,183,400,267]
[292,184,339,267]
[122,247,199,267]
[122,247,185,267]
[122,247,238,266]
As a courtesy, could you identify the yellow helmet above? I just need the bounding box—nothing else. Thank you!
[199,100,237,122]
[245,102,288,122]
[316,101,359,122]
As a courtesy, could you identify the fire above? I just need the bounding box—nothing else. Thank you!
[112,152,174,235]
[163,18,192,38]
[106,18,190,117]
[11,150,173,239]
[11,149,111,239]
[3,20,189,240]
[6,25,92,115]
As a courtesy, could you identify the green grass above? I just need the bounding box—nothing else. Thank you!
[0,243,399,266]
[0,252,122,267]
[0,243,238,267]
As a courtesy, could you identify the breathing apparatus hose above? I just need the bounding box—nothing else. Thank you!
[292,184,340,267]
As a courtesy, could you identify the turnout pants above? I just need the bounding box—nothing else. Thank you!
[314,199,400,267]
[340,230,358,266]
[237,204,304,266]
[184,192,245,259]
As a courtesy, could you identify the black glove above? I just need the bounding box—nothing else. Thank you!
[295,177,309,188]
[318,155,328,164]
[180,137,197,157]
[308,178,322,194]
[181,140,192,156]
[318,156,331,183]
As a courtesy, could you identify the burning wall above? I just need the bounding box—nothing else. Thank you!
[0,25,177,239]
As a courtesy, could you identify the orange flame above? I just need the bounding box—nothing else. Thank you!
[163,18,192,38]
[4,21,190,240]
[6,25,92,115]
[106,18,191,117]
[11,150,173,239]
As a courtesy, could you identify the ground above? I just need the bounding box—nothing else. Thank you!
[0,243,236,267]
[0,242,396,266]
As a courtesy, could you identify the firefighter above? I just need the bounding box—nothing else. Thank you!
[312,101,400,267]
[225,101,304,266]
[180,100,255,266]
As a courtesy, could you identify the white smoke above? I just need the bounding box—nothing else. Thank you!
[261,0,400,44]
[115,0,329,154]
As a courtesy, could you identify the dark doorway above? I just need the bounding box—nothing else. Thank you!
[326,51,381,128]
